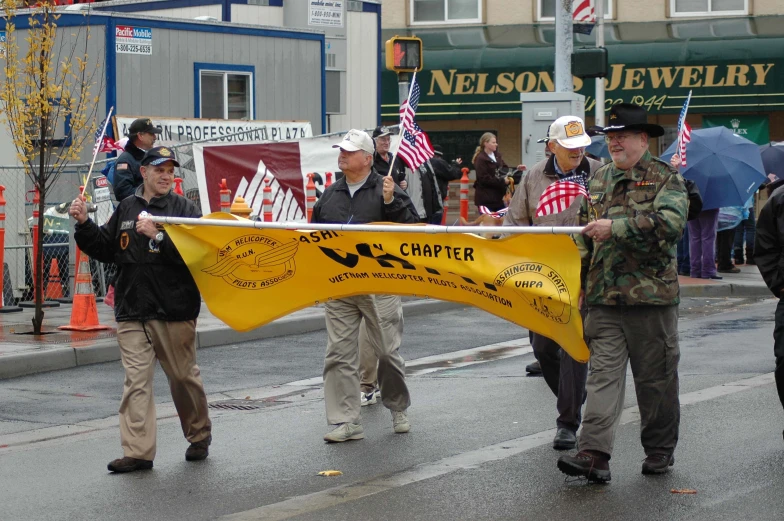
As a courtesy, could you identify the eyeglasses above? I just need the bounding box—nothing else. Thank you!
[604,132,642,144]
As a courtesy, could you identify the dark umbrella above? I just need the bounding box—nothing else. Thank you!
[661,127,766,210]
[585,135,611,159]
[759,142,784,180]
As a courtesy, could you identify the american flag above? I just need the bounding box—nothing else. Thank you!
[93,113,122,155]
[573,0,595,23]
[676,91,692,167]
[478,206,508,219]
[397,76,434,169]
[535,180,588,217]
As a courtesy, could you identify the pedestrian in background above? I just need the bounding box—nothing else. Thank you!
[70,147,212,473]
[734,199,756,265]
[754,183,784,442]
[430,144,463,213]
[557,103,687,483]
[113,118,161,201]
[472,132,524,213]
[504,116,600,451]
[312,129,418,442]
[373,126,407,189]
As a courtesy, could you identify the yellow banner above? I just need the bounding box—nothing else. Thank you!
[165,213,589,362]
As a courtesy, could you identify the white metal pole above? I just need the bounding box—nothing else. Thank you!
[554,0,574,93]
[594,0,606,127]
[81,106,114,197]
[148,215,584,235]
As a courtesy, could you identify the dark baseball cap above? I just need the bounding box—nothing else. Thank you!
[433,144,444,156]
[372,126,393,139]
[127,118,162,136]
[141,146,180,167]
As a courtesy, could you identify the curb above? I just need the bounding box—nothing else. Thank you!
[680,284,772,299]
[0,299,466,381]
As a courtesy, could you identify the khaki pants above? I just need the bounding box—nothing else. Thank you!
[117,320,212,461]
[579,305,680,458]
[323,295,410,425]
[359,294,404,393]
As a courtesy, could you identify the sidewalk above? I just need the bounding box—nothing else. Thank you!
[0,264,771,380]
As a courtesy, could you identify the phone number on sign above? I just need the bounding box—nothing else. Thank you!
[116,43,152,54]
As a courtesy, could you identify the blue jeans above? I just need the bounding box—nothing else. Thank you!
[677,227,690,274]
[733,213,755,261]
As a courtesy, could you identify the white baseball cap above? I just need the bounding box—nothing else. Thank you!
[333,129,375,155]
[547,116,592,149]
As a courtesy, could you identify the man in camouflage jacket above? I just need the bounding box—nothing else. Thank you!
[557,104,688,483]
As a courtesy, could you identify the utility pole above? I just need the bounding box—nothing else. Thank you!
[594,0,606,126]
[554,0,573,93]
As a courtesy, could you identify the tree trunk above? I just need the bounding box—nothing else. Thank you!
[32,180,45,335]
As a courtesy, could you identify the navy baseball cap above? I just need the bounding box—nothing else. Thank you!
[141,146,180,167]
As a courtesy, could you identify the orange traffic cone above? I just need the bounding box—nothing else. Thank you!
[58,248,111,331]
[45,258,64,300]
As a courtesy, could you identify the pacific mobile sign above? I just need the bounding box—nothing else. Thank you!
[116,26,153,39]
[384,61,783,118]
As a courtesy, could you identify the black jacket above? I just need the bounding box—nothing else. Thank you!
[312,172,418,225]
[112,142,147,201]
[755,185,784,296]
[74,188,202,322]
[473,150,510,208]
[431,155,462,202]
[373,152,406,186]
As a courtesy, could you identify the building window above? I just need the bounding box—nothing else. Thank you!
[670,0,747,16]
[410,0,481,24]
[538,0,613,21]
[194,63,255,120]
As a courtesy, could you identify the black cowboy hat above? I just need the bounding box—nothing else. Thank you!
[601,103,664,138]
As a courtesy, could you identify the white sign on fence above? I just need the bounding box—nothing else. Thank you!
[114,116,313,144]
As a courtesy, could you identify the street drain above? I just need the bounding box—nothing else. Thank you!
[209,399,290,411]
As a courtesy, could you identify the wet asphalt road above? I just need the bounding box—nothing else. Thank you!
[1,296,783,521]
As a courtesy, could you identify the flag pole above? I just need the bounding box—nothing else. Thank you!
[676,90,692,168]
[388,71,417,172]
[81,106,114,197]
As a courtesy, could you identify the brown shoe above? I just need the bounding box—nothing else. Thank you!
[107,456,153,473]
[641,453,675,475]
[557,450,611,483]
[185,435,212,461]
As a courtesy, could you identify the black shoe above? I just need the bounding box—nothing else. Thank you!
[746,257,755,265]
[525,360,542,376]
[717,267,741,274]
[557,450,611,483]
[705,275,723,280]
[107,456,153,473]
[642,453,675,475]
[185,435,212,461]
[678,270,690,276]
[552,428,577,450]
[734,250,744,265]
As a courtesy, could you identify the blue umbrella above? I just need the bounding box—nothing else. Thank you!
[759,142,784,179]
[661,127,766,210]
[586,135,611,159]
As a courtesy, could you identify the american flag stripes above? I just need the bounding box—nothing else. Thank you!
[676,91,692,167]
[535,181,588,217]
[573,0,595,24]
[478,206,509,219]
[397,75,435,169]
[93,112,119,155]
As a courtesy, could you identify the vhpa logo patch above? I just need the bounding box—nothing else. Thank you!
[202,235,298,290]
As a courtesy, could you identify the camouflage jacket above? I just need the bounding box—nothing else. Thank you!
[574,150,687,306]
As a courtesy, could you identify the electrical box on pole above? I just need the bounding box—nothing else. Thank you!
[520,93,586,168]
[385,36,423,73]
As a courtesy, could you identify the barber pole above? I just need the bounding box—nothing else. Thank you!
[219,179,231,213]
[263,179,273,222]
[306,173,317,222]
[460,167,470,221]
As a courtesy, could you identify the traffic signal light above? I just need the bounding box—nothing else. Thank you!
[385,36,423,73]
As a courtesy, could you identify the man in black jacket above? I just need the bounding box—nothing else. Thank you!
[313,129,418,443]
[70,147,212,473]
[113,118,161,201]
[754,182,784,440]
[430,144,463,205]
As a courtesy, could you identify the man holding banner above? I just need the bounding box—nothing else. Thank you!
[313,129,419,443]
[557,104,687,483]
[503,116,600,451]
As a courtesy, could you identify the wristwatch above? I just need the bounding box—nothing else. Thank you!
[154,231,164,244]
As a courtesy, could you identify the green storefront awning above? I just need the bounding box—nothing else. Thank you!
[382,16,784,120]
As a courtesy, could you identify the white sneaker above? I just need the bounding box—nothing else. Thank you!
[391,410,410,433]
[361,389,379,406]
[323,422,365,443]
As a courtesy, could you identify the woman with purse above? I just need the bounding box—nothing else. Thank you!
[472,132,525,213]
